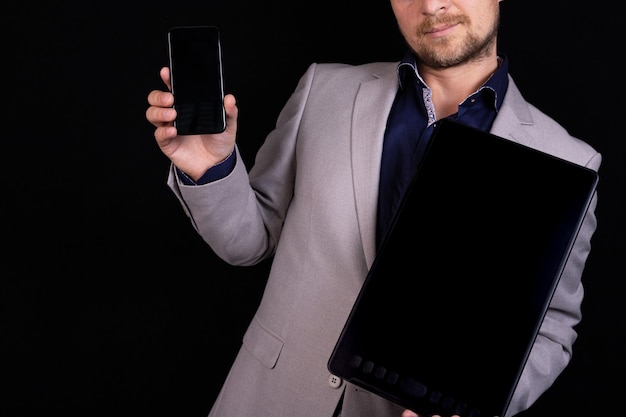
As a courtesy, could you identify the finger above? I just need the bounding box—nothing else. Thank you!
[160,66,172,91]
[146,105,176,127]
[147,89,174,108]
[223,93,238,131]
[154,125,178,144]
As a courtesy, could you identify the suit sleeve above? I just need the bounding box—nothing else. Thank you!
[165,63,319,266]
[506,151,601,417]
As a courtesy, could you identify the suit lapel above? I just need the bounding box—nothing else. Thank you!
[490,76,535,145]
[351,67,399,268]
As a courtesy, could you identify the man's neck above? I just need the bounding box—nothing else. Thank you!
[418,55,500,120]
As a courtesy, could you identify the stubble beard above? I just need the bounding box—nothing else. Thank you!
[411,13,499,69]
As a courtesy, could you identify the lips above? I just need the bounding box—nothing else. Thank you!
[424,23,459,37]
[427,23,456,33]
[420,14,467,36]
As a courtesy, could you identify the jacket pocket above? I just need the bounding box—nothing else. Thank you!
[242,318,284,369]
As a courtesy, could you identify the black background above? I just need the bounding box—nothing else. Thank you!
[5,1,625,416]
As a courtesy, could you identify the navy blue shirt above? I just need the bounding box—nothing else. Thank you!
[176,150,236,185]
[376,51,509,247]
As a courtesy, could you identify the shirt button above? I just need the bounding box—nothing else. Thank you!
[328,374,343,388]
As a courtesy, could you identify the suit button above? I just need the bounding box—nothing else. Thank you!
[328,374,343,388]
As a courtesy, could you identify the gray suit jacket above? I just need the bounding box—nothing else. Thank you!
[168,62,601,417]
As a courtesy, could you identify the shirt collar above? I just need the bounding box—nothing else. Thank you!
[396,50,509,112]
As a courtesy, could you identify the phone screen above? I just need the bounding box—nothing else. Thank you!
[167,26,226,135]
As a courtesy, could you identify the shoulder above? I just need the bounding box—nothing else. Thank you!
[496,77,601,170]
[303,61,399,84]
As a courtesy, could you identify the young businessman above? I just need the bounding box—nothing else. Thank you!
[146,1,601,416]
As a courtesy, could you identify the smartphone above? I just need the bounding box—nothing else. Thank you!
[167,25,226,135]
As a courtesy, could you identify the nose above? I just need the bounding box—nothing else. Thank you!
[420,0,452,15]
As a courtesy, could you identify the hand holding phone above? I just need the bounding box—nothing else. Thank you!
[167,25,226,135]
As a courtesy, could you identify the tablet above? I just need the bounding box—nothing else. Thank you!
[327,119,599,417]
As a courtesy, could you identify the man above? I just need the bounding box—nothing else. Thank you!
[146,1,601,416]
